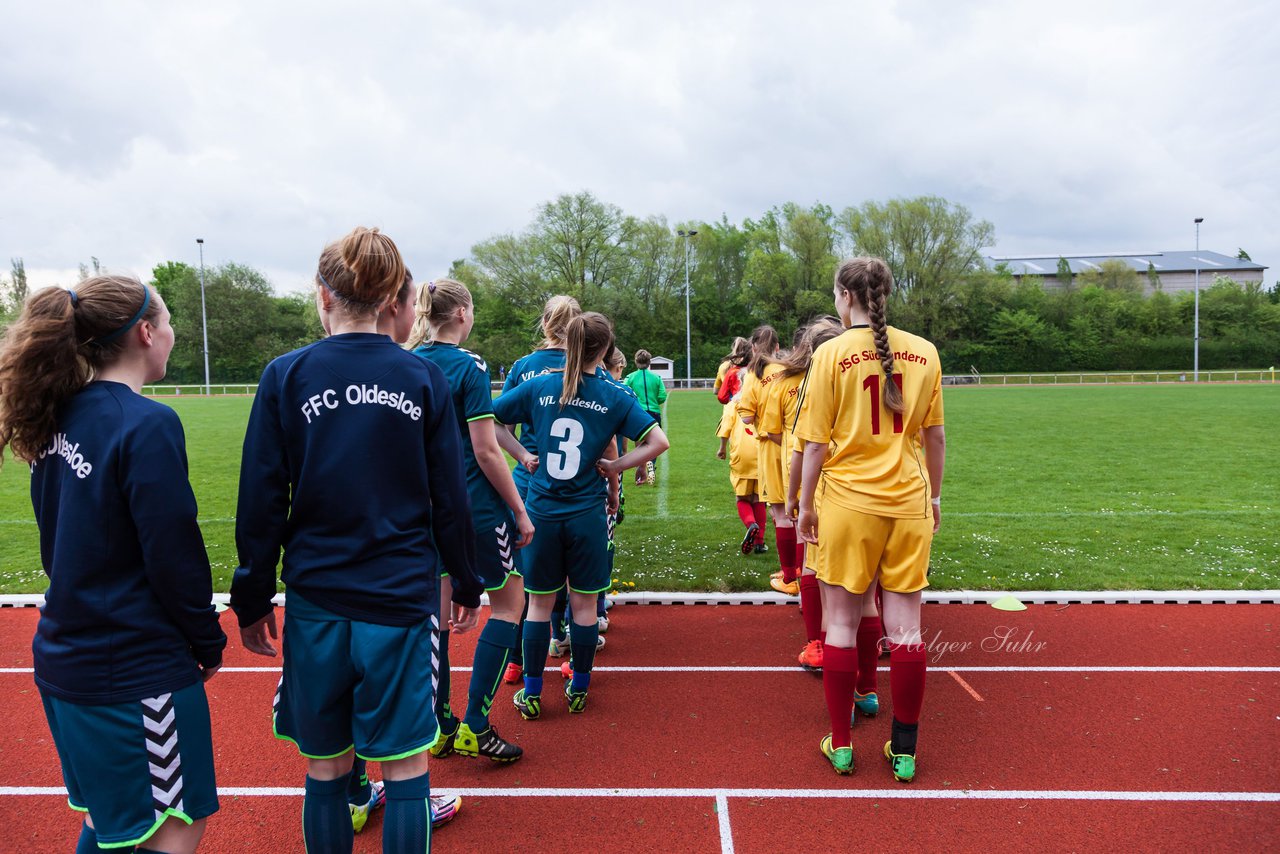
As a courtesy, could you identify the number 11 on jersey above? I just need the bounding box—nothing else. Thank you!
[863,374,904,435]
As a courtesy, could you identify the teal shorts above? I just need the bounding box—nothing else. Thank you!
[445,506,523,591]
[523,508,611,595]
[41,681,218,848]
[274,593,440,761]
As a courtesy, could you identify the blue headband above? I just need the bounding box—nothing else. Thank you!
[317,269,381,307]
[95,285,150,345]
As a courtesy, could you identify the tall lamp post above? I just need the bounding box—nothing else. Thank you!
[197,238,211,396]
[1193,218,1203,382]
[677,228,698,382]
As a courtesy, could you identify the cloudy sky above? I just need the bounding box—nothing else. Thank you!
[2,0,1276,294]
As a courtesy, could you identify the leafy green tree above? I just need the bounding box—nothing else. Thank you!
[1147,262,1161,292]
[1078,259,1142,293]
[6,258,29,312]
[1237,248,1252,262]
[1056,256,1073,290]
[836,196,994,340]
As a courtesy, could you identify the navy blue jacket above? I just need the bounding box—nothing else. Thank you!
[231,333,482,628]
[30,382,226,704]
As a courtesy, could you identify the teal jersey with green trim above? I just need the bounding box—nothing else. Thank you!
[412,341,506,521]
[494,372,656,520]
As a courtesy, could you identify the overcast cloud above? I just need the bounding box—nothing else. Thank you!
[2,0,1276,293]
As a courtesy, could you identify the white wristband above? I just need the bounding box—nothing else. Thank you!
[930,497,941,506]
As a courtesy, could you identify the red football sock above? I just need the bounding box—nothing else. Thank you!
[752,503,767,542]
[888,642,927,724]
[735,499,755,529]
[795,540,806,573]
[775,526,797,582]
[856,616,882,695]
[822,644,858,749]
[799,575,823,642]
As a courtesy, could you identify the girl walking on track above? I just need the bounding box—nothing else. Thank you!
[0,276,226,853]
[231,227,484,854]
[715,337,766,554]
[407,278,534,764]
[494,313,669,720]
[764,317,844,664]
[343,270,465,835]
[795,257,946,782]
[737,326,786,568]
[499,295,581,685]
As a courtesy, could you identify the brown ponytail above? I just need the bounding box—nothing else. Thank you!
[405,278,471,350]
[0,275,158,464]
[560,312,614,405]
[722,336,751,368]
[747,324,780,379]
[317,226,406,316]
[835,257,903,413]
[777,316,844,379]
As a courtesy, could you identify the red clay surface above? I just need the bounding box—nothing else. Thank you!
[1,603,1276,852]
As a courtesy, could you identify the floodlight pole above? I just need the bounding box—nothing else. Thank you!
[678,228,698,381]
[1193,218,1203,382]
[197,238,210,395]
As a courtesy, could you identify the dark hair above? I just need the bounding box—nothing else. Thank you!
[396,268,414,306]
[316,226,406,317]
[0,275,160,464]
[562,312,614,405]
[777,316,844,379]
[835,256,903,413]
[747,324,779,378]
[634,349,652,369]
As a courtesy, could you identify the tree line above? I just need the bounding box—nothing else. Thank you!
[3,192,1277,382]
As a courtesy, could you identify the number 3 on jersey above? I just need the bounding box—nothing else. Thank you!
[863,374,904,435]
[547,417,585,480]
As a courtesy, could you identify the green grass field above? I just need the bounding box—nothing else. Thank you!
[1,385,1276,594]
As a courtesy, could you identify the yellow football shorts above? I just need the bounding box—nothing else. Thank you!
[815,502,932,595]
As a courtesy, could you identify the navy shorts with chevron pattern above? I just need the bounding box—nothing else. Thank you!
[40,682,218,848]
[273,591,441,761]
[443,507,523,591]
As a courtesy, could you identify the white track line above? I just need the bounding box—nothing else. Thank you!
[1,591,1275,607]
[716,793,734,854]
[1,786,1276,803]
[2,665,1277,675]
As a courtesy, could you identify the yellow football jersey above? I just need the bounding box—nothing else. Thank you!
[717,368,759,480]
[714,359,731,394]
[763,371,805,498]
[794,326,943,519]
[736,361,786,429]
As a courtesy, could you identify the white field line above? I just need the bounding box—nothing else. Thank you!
[716,793,734,854]
[656,400,669,518]
[3,665,1277,676]
[2,507,1274,526]
[1,785,1276,803]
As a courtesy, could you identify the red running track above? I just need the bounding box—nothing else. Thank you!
[0,603,1276,852]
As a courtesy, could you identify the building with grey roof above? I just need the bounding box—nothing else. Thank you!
[985,250,1267,294]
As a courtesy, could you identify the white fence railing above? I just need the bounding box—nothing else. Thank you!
[941,369,1278,386]
[142,384,259,396]
[147,369,1278,397]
